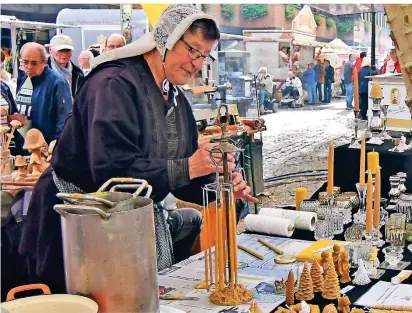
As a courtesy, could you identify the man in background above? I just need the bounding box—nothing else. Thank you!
[315,59,325,103]
[279,46,289,68]
[344,54,356,110]
[16,43,72,143]
[104,33,127,52]
[77,50,94,76]
[48,34,84,97]
[324,59,335,103]
[303,62,317,105]
[354,52,366,72]
[257,67,274,105]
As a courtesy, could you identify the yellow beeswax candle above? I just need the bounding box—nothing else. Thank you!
[366,171,373,232]
[327,143,334,196]
[360,136,366,188]
[373,166,381,227]
[367,151,379,174]
[295,187,308,210]
[354,68,359,111]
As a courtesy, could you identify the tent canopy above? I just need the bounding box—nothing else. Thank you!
[0,15,77,30]
[292,39,355,51]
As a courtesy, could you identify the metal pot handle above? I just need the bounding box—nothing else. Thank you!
[109,184,152,198]
[54,204,111,220]
[98,178,149,197]
[56,193,116,208]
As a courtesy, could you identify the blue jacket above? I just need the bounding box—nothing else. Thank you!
[313,66,319,83]
[17,66,72,144]
[359,66,373,94]
[325,65,335,83]
[303,68,317,85]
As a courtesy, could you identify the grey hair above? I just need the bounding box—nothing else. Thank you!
[80,50,94,60]
[20,42,47,61]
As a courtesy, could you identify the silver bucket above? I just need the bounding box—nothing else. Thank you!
[54,179,159,313]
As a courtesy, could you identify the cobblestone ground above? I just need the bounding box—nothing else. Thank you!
[253,99,366,207]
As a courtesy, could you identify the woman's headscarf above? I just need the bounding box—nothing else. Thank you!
[90,4,219,68]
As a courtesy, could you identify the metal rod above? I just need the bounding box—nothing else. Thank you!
[248,135,258,213]
[222,153,232,285]
[371,12,376,66]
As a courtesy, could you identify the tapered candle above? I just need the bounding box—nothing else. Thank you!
[295,187,308,210]
[373,166,381,227]
[366,171,373,232]
[360,135,366,188]
[354,68,359,111]
[327,143,334,196]
[367,151,379,174]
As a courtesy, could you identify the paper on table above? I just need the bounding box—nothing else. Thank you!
[355,281,412,306]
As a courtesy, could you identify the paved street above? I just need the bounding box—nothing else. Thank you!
[255,99,359,207]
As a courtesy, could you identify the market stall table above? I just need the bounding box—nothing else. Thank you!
[334,141,412,197]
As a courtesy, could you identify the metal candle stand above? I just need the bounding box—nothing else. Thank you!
[367,96,384,145]
[379,103,392,140]
[349,110,361,149]
[202,104,252,306]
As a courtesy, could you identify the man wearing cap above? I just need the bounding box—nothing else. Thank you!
[16,42,72,144]
[48,34,84,97]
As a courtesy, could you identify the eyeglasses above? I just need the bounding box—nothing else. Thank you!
[20,59,44,67]
[106,45,124,50]
[180,37,215,65]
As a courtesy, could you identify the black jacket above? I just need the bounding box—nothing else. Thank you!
[47,58,84,97]
[325,65,335,83]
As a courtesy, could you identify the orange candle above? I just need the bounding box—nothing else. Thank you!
[354,68,359,111]
[327,143,334,196]
[360,136,366,188]
[296,187,308,210]
[366,171,373,232]
[373,166,381,227]
[367,151,379,174]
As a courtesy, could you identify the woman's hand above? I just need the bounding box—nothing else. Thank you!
[188,143,235,179]
[220,172,258,203]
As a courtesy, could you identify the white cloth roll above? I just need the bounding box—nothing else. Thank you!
[244,214,294,237]
[259,207,318,231]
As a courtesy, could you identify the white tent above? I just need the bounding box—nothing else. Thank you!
[319,38,356,54]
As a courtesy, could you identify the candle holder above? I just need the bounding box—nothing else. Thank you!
[388,175,401,206]
[349,110,361,149]
[354,182,367,225]
[367,97,384,145]
[379,103,392,140]
[371,224,385,247]
[397,172,407,194]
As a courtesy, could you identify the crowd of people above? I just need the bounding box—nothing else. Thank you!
[0,32,127,154]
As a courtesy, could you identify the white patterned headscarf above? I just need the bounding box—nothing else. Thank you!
[90,4,219,68]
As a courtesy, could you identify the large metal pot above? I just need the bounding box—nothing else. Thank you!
[1,284,99,313]
[54,178,159,313]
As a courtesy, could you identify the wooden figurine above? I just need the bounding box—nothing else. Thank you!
[338,251,351,283]
[338,296,351,313]
[23,129,48,174]
[299,301,311,313]
[249,299,263,313]
[350,309,365,313]
[310,257,324,293]
[286,270,295,305]
[323,304,338,313]
[332,244,341,275]
[320,251,331,276]
[322,259,340,300]
[296,262,314,301]
[11,155,27,181]
[275,307,296,313]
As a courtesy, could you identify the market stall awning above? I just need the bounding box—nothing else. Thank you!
[308,4,384,15]
[0,15,78,30]
[292,39,355,51]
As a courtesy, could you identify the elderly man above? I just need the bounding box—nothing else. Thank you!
[282,71,302,98]
[77,50,94,76]
[15,43,72,143]
[257,67,274,106]
[104,33,127,52]
[48,34,84,96]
